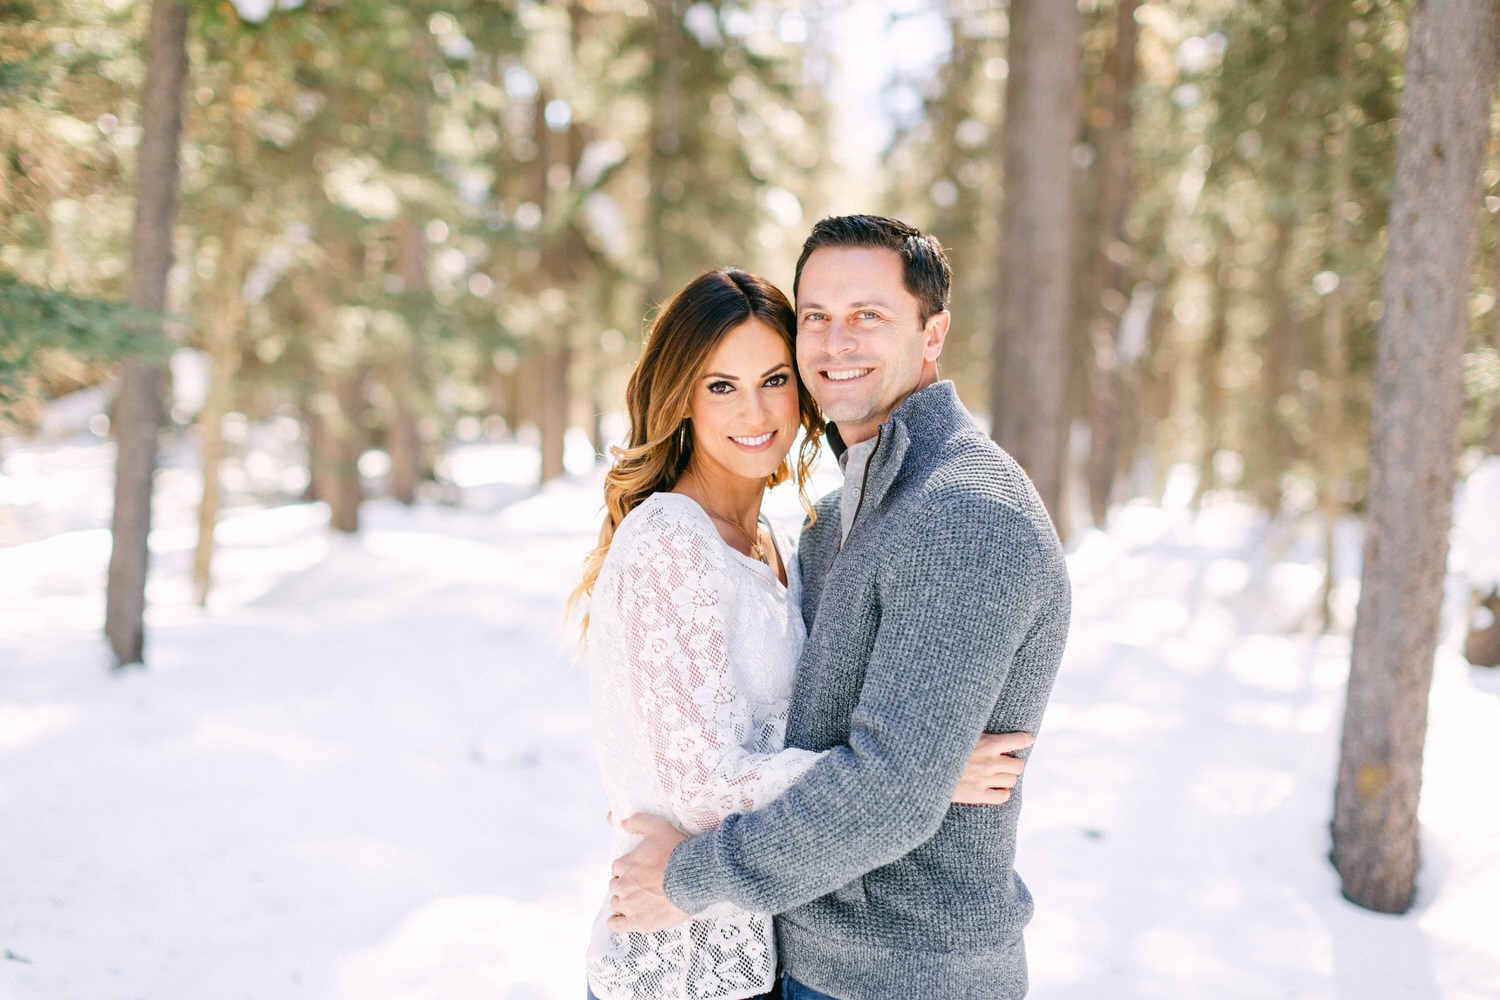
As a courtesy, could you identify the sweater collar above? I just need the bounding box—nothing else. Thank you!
[824,380,974,509]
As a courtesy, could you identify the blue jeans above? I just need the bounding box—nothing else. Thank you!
[781,976,840,1000]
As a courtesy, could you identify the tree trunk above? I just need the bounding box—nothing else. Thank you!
[386,23,434,506]
[192,224,246,607]
[538,338,571,482]
[1253,215,1299,512]
[647,0,682,307]
[1082,0,1140,528]
[1332,0,1499,915]
[1490,204,1500,454]
[1193,242,1232,508]
[104,0,187,667]
[388,210,426,506]
[325,365,368,533]
[991,0,1080,527]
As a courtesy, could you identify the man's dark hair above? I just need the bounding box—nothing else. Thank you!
[792,215,952,323]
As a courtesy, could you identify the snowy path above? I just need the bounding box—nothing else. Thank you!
[1,437,1497,1000]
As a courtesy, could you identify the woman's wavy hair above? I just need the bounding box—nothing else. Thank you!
[569,268,824,633]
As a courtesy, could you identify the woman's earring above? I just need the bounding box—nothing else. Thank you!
[678,421,688,452]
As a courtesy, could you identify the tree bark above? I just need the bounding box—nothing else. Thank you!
[991,0,1081,526]
[1490,204,1500,455]
[386,22,434,506]
[324,364,368,533]
[192,224,246,607]
[1332,0,1499,915]
[1082,0,1140,528]
[105,0,187,667]
[1193,241,1232,508]
[388,209,426,506]
[1254,214,1300,512]
[647,0,682,307]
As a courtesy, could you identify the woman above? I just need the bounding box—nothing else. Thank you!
[572,269,1023,1000]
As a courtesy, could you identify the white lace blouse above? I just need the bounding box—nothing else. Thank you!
[584,491,823,1000]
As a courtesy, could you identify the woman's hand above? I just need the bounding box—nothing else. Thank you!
[952,731,1033,805]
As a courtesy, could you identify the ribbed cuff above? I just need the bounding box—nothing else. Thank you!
[662,829,724,914]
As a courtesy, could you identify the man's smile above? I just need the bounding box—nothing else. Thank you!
[822,367,874,382]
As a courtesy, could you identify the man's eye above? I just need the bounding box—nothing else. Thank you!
[802,313,827,324]
[857,310,879,320]
[708,380,734,394]
[764,373,789,388]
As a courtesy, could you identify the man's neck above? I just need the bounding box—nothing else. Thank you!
[835,367,940,445]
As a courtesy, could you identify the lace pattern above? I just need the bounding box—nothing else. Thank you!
[585,492,821,1000]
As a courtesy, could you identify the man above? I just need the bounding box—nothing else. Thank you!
[611,215,1071,999]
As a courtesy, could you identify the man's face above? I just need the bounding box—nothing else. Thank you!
[795,246,949,444]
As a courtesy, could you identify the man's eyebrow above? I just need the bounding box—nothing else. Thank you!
[798,299,891,311]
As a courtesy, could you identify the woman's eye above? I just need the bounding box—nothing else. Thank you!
[764,373,789,388]
[708,380,734,394]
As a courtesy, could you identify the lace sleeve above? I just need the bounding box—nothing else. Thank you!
[613,507,821,837]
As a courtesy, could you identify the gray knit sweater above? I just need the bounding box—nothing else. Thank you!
[662,380,1071,1000]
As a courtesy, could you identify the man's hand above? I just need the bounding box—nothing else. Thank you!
[952,731,1033,805]
[607,814,692,934]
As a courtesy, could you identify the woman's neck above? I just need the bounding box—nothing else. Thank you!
[673,460,763,535]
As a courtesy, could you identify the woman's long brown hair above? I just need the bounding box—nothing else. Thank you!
[568,268,823,634]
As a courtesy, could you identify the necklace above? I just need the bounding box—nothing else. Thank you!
[688,473,769,565]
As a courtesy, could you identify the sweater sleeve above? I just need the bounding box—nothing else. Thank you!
[613,510,824,838]
[662,495,1055,914]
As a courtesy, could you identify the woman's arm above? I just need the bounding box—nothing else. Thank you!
[613,511,824,837]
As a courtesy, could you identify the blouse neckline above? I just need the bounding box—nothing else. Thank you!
[652,491,789,592]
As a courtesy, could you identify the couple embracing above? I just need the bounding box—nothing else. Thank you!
[570,215,1071,1000]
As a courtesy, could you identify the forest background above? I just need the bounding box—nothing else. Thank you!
[4,0,1500,950]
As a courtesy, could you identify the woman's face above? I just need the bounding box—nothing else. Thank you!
[685,318,800,484]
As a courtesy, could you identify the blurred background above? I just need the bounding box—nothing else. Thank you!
[6,0,1497,567]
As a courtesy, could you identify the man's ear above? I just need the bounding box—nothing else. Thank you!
[923,310,951,362]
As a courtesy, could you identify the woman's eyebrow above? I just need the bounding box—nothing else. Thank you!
[760,362,790,377]
[701,371,740,380]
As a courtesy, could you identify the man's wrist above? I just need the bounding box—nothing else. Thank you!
[661,831,717,915]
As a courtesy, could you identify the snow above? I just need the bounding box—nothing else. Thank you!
[2,429,1498,1000]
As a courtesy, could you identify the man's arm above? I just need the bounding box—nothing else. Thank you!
[656,496,1054,916]
[610,729,1034,931]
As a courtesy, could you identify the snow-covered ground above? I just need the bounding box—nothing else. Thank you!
[1,429,1497,1000]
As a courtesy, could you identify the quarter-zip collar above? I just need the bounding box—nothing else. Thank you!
[824,380,974,545]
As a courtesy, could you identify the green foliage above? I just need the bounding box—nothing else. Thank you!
[0,274,164,405]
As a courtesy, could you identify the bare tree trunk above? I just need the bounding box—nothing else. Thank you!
[1193,242,1232,509]
[1490,204,1500,454]
[538,338,571,482]
[386,23,434,506]
[1332,0,1499,915]
[1082,0,1140,528]
[534,97,577,485]
[325,365,368,533]
[647,0,682,307]
[105,0,187,667]
[192,224,246,606]
[1252,216,1300,513]
[991,0,1080,527]
[388,210,426,505]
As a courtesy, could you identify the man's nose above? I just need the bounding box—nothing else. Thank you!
[825,318,857,354]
